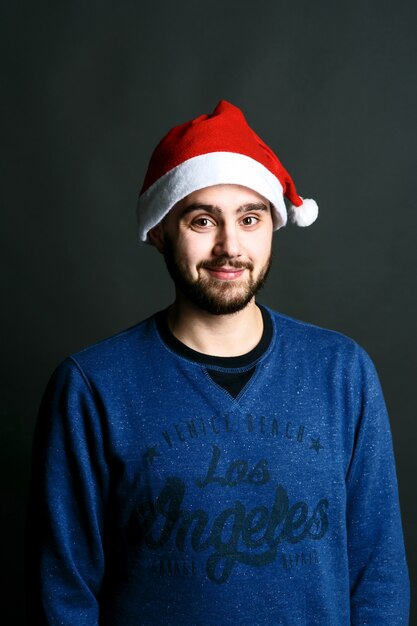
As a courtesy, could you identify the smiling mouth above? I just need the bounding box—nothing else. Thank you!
[205,267,246,281]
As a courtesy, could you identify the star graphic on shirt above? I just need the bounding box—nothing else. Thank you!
[310,437,324,454]
[143,446,160,464]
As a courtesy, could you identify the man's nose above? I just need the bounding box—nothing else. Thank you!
[212,223,242,258]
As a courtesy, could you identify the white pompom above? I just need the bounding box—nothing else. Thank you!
[289,198,319,227]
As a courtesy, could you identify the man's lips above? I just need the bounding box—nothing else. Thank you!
[205,266,246,280]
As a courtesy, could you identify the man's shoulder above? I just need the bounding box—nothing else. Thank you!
[266,306,371,363]
[63,313,161,376]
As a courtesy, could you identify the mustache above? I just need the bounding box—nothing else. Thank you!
[197,257,254,271]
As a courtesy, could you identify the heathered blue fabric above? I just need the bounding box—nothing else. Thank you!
[26,308,409,625]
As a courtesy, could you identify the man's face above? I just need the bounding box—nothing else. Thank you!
[151,184,274,315]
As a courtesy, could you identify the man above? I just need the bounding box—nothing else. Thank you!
[26,101,409,624]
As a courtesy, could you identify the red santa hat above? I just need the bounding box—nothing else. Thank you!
[137,100,318,242]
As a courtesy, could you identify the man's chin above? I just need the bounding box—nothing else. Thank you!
[198,298,253,316]
[179,283,256,316]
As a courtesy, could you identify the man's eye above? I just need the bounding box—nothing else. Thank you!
[192,217,214,228]
[241,215,259,226]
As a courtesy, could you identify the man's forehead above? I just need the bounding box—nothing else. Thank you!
[173,184,271,214]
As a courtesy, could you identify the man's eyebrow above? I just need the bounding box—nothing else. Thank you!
[236,202,269,214]
[179,202,269,218]
[179,203,220,218]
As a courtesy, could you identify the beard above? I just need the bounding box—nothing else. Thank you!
[162,238,272,315]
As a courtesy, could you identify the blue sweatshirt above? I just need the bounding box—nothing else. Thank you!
[26,308,409,625]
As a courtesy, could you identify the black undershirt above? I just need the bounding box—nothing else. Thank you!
[155,306,272,398]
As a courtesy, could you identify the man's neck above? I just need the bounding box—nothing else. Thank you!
[166,297,264,357]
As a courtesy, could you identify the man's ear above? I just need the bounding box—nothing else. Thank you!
[148,223,165,253]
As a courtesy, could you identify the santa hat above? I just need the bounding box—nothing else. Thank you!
[137,100,318,242]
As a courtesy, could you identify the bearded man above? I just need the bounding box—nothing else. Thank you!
[26,101,409,625]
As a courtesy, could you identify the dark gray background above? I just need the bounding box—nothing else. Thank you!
[2,1,416,623]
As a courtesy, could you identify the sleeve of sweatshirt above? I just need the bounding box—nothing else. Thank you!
[345,349,409,625]
[25,357,109,626]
